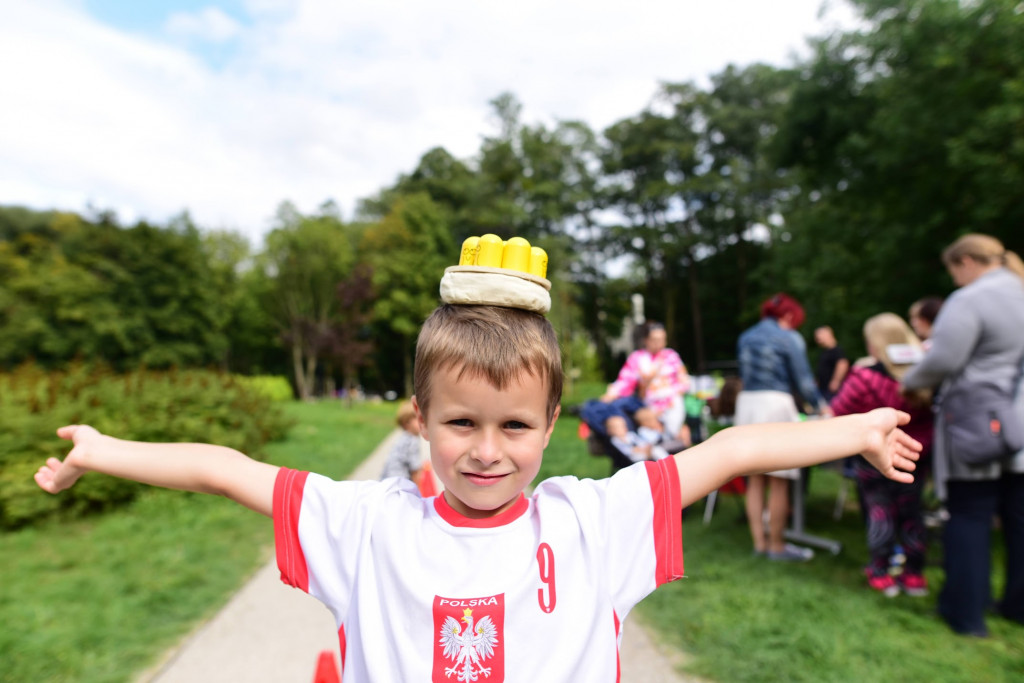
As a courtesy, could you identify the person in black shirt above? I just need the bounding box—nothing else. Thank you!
[814,325,850,402]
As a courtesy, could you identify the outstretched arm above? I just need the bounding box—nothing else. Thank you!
[35,425,279,517]
[673,409,920,509]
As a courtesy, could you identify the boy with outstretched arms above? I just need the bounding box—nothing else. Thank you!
[36,303,920,681]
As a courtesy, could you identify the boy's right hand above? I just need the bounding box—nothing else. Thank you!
[35,425,102,494]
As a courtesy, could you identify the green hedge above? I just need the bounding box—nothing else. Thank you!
[235,374,294,401]
[0,363,292,529]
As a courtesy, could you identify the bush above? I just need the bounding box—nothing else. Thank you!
[0,363,293,529]
[236,374,294,401]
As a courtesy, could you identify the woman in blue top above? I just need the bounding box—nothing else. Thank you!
[736,293,828,561]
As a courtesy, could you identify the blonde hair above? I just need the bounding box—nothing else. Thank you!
[942,233,1024,283]
[862,313,930,406]
[414,304,563,422]
[395,400,417,428]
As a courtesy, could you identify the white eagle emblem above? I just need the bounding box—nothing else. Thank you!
[438,607,499,681]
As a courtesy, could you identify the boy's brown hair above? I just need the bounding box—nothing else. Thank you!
[414,304,563,422]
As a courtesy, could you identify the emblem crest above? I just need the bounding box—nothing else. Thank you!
[432,594,504,682]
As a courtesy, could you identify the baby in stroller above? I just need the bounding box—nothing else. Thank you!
[578,396,688,471]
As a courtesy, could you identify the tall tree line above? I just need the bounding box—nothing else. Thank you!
[3,0,1022,391]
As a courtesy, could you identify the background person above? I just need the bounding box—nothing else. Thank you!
[379,400,431,494]
[830,313,933,597]
[908,296,944,350]
[814,325,850,402]
[601,321,691,445]
[736,293,829,561]
[902,233,1024,637]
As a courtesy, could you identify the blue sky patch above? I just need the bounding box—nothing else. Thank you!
[82,1,251,69]
[83,1,247,34]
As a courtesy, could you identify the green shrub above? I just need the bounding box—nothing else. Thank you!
[0,363,293,529]
[235,374,294,401]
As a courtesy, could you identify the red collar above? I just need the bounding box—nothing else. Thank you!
[434,493,529,528]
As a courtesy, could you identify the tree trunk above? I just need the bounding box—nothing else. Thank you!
[343,365,356,407]
[735,227,749,315]
[561,286,575,398]
[686,248,706,374]
[304,352,318,400]
[402,333,413,398]
[292,344,310,401]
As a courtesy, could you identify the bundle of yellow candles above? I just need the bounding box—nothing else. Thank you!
[439,234,551,314]
[458,234,547,279]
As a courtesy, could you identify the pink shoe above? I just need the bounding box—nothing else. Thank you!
[898,572,929,597]
[866,572,900,597]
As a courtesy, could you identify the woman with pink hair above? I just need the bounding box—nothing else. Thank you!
[736,293,828,561]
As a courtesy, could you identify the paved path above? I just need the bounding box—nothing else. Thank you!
[138,431,695,682]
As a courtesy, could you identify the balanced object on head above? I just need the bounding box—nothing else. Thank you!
[443,235,551,313]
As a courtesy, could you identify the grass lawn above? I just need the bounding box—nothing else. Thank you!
[546,387,1024,683]
[4,388,1022,682]
[0,400,394,683]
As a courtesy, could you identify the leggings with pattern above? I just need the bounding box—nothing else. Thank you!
[856,458,928,576]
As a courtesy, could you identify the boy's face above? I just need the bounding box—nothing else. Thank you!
[414,365,558,519]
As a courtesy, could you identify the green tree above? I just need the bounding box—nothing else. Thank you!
[361,193,453,396]
[201,229,282,374]
[771,0,1024,338]
[0,207,227,370]
[359,147,483,247]
[261,202,355,400]
[0,210,109,366]
[600,84,705,363]
[329,263,376,404]
[681,64,800,363]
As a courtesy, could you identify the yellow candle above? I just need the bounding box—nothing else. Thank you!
[477,234,504,267]
[459,236,480,266]
[501,236,531,273]
[529,247,548,278]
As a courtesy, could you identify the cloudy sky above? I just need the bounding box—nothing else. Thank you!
[1,0,857,245]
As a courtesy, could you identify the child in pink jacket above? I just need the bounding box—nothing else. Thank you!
[830,313,933,597]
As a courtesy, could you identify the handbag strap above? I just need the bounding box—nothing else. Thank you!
[1014,347,1024,400]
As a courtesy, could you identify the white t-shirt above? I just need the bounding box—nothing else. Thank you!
[274,458,684,682]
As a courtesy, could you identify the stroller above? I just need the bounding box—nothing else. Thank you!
[577,396,687,472]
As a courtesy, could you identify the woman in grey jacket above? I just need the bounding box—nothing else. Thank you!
[903,233,1024,637]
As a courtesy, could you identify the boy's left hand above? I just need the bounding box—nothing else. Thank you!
[860,408,921,483]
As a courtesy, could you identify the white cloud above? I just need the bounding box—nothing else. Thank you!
[0,0,859,244]
[165,7,243,43]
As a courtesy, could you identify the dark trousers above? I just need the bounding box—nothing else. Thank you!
[940,474,1024,634]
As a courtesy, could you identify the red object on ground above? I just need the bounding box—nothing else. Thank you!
[721,477,746,494]
[577,422,591,440]
[313,650,340,683]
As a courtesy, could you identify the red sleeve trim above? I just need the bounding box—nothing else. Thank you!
[338,625,347,677]
[613,610,622,683]
[274,467,311,592]
[644,457,684,585]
